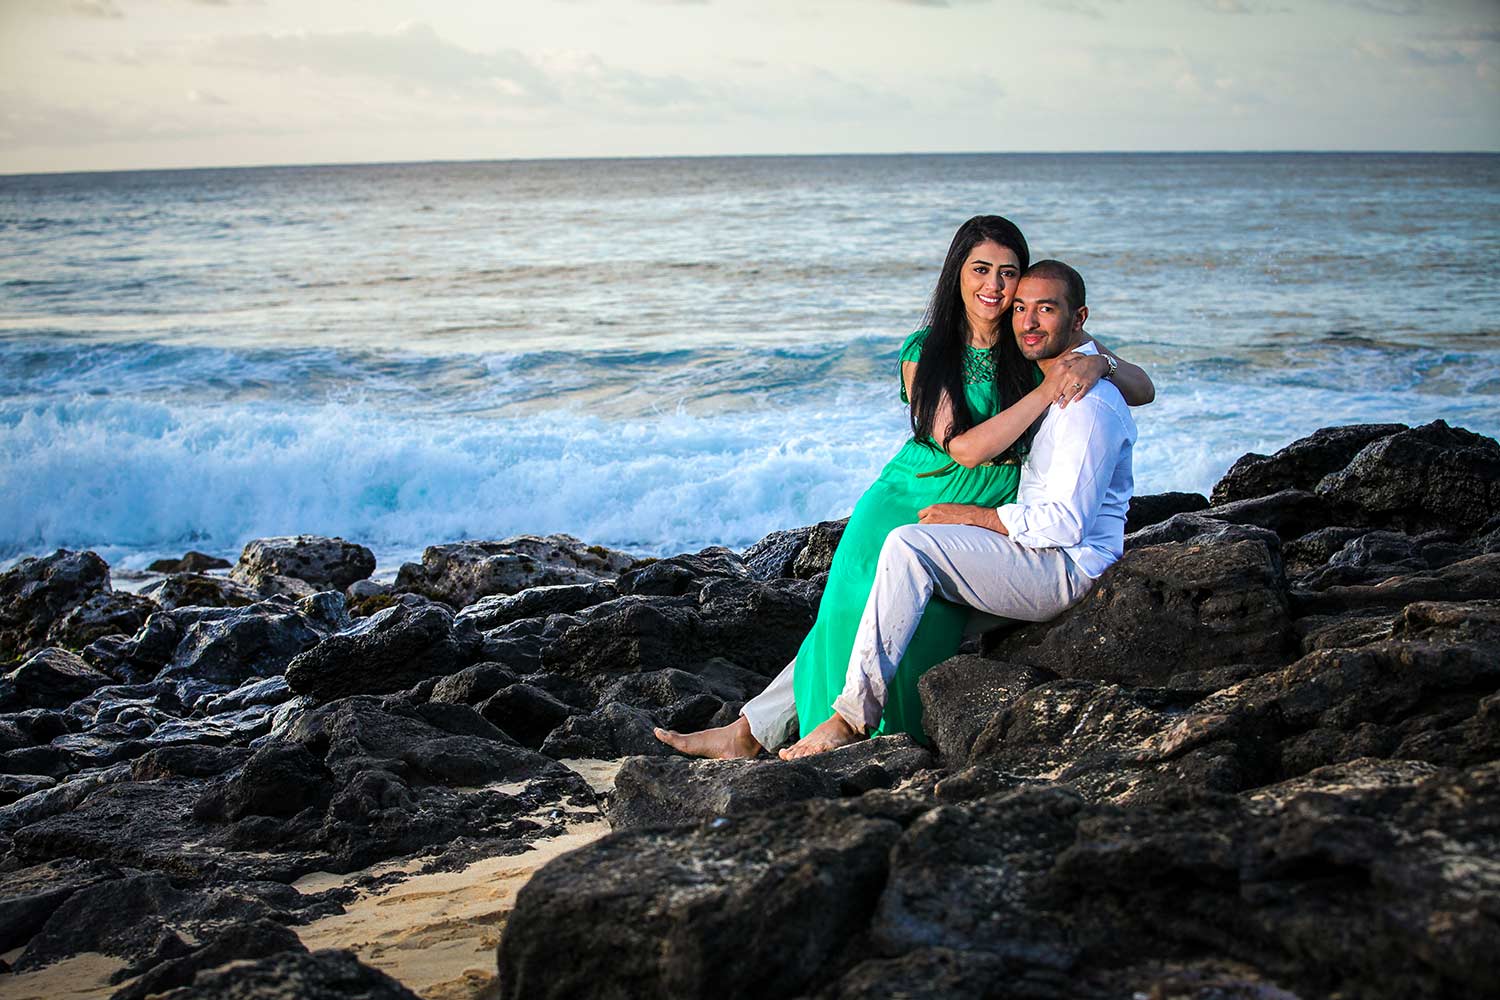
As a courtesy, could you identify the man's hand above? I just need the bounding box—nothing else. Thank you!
[917,503,1007,534]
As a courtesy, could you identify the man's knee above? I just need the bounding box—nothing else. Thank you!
[880,523,937,568]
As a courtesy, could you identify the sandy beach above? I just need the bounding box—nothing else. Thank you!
[0,759,621,1000]
[291,759,620,999]
[294,820,611,1000]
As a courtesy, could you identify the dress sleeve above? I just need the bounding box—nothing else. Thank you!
[898,328,927,404]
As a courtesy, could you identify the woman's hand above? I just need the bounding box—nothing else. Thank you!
[1076,333,1156,406]
[1047,352,1109,408]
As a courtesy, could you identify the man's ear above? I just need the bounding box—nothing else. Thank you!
[1072,304,1089,333]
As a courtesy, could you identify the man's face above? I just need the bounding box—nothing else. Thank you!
[1012,276,1087,361]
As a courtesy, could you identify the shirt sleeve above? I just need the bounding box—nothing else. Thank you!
[898,328,927,404]
[996,397,1127,548]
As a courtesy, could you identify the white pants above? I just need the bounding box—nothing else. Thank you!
[741,524,1094,749]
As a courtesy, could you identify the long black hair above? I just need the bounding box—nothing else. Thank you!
[909,215,1039,460]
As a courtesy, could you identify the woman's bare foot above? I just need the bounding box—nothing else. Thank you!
[653,716,763,760]
[779,713,862,760]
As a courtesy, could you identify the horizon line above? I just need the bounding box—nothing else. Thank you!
[4,148,1498,181]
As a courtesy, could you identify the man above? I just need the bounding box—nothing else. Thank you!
[657,260,1136,760]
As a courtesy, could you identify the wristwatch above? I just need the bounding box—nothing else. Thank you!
[1102,354,1119,380]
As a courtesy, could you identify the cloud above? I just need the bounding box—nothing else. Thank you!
[63,48,147,66]
[1042,0,1124,19]
[1332,0,1429,15]
[1442,27,1500,45]
[0,91,240,148]
[3,17,918,154]
[65,0,124,17]
[160,21,911,129]
[531,49,711,114]
[592,0,991,4]
[199,22,562,105]
[1057,41,1272,118]
[19,0,262,19]
[1357,37,1493,68]
[1401,46,1472,67]
[1195,0,1290,13]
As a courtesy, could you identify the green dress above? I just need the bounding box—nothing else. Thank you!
[791,328,1028,743]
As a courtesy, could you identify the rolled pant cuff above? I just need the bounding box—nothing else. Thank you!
[740,660,799,751]
[744,709,793,752]
[831,690,878,736]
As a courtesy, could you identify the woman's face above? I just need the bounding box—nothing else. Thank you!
[958,239,1022,339]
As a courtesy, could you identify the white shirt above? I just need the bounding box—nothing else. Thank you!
[995,341,1137,581]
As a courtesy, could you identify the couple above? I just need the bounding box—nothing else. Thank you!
[658,215,1148,760]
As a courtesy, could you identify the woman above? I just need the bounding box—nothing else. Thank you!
[658,215,1154,757]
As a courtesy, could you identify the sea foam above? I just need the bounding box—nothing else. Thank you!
[0,391,894,568]
[6,363,1496,573]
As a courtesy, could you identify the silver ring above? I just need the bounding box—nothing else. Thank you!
[1072,382,1081,390]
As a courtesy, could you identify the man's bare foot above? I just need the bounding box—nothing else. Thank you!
[779,712,862,760]
[653,715,763,760]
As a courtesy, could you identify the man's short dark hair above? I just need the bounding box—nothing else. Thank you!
[1023,259,1086,311]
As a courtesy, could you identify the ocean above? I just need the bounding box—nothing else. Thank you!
[2,153,1498,574]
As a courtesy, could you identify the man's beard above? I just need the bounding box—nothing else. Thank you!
[1023,332,1080,362]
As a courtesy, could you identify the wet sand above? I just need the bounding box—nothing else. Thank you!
[0,758,622,1000]
[294,820,611,1000]
[290,758,621,999]
[0,952,128,1000]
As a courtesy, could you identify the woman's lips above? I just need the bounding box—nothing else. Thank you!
[976,294,1000,307]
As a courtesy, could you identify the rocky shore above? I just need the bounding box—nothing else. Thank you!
[0,420,1496,999]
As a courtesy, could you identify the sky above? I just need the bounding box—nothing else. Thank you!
[1,0,1497,174]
